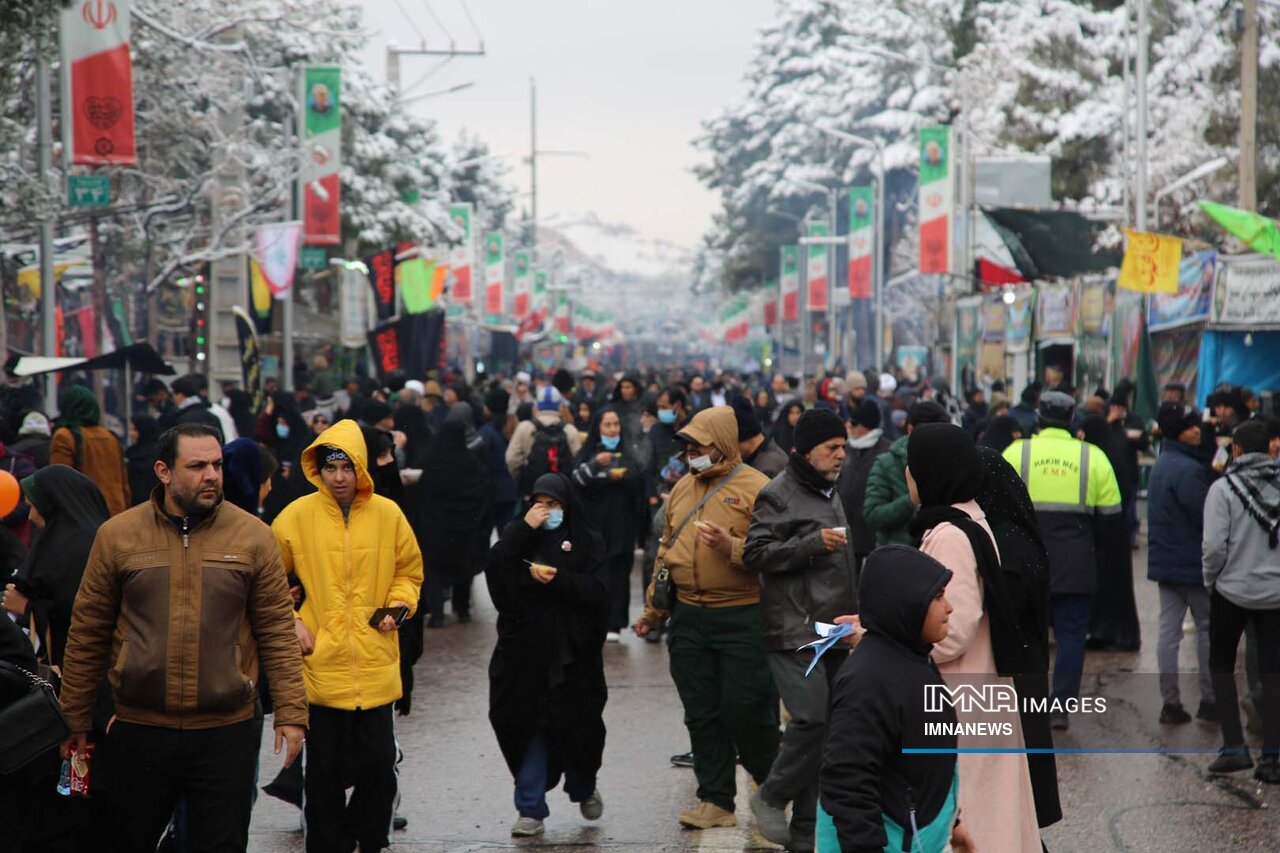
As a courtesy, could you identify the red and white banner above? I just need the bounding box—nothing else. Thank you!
[806,222,829,312]
[252,222,303,299]
[780,245,799,322]
[61,0,137,165]
[448,203,474,304]
[301,66,342,245]
[512,251,532,319]
[848,186,874,299]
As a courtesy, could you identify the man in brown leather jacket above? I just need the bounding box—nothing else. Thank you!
[59,423,307,853]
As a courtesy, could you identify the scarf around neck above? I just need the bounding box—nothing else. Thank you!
[1225,453,1280,549]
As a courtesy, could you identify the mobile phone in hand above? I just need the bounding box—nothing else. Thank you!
[368,606,409,629]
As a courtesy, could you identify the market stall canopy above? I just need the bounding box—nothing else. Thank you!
[1197,200,1280,260]
[13,342,177,377]
[984,208,1123,281]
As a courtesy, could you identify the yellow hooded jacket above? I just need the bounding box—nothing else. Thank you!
[271,419,424,710]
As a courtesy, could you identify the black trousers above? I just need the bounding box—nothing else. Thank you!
[304,703,397,853]
[1209,591,1280,755]
[605,551,635,632]
[107,718,261,853]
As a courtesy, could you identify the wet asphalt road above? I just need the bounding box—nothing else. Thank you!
[249,522,1280,852]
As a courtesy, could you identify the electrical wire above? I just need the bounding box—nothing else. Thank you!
[391,0,428,44]
[459,0,484,44]
[421,0,453,41]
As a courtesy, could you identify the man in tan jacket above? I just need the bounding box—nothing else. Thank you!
[634,406,777,830]
[59,423,308,853]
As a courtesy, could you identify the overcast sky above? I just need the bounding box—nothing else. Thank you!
[358,0,777,248]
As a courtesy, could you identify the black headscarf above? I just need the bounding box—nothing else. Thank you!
[13,465,110,667]
[528,472,605,567]
[226,390,257,439]
[978,413,1022,452]
[415,420,487,536]
[574,406,627,467]
[222,438,263,514]
[393,402,431,470]
[770,400,805,453]
[908,422,986,538]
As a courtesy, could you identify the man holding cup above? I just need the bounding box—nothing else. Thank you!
[744,408,859,852]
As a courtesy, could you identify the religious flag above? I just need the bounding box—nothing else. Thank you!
[1118,228,1182,294]
[1198,200,1280,260]
[251,222,302,299]
[61,0,137,165]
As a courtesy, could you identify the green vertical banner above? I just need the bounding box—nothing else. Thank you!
[919,125,952,274]
[848,185,874,299]
[301,66,341,245]
[781,245,799,321]
[447,203,474,303]
[806,221,828,312]
[513,250,532,318]
[484,232,504,318]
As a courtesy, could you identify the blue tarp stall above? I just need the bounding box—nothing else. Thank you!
[1194,254,1280,408]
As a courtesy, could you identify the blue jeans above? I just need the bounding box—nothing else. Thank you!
[1051,593,1092,704]
[514,733,596,819]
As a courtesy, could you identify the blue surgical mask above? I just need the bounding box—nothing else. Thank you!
[275,423,290,440]
[658,409,677,425]
[543,509,564,531]
[601,435,621,451]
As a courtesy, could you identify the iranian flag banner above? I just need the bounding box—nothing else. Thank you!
[512,251,532,318]
[781,245,800,321]
[848,185,874,299]
[919,125,953,275]
[720,296,750,343]
[448,204,474,303]
[61,0,137,165]
[301,66,342,245]
[763,280,778,328]
[555,293,571,336]
[806,222,829,312]
[484,232,504,316]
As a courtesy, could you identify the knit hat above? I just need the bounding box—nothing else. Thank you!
[849,399,882,431]
[1037,390,1076,427]
[794,408,847,456]
[845,372,868,391]
[318,445,350,465]
[536,386,565,412]
[1157,402,1200,440]
[878,373,897,394]
[362,400,393,425]
[731,397,762,441]
[18,411,50,438]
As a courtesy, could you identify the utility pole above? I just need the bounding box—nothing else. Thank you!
[1240,0,1258,211]
[385,42,486,95]
[529,77,538,251]
[36,32,58,411]
[1135,0,1149,230]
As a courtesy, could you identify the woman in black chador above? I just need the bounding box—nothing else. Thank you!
[485,473,608,838]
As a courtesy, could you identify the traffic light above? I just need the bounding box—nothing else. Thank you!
[180,273,208,364]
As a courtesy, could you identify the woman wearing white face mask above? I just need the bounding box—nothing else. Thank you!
[485,473,610,837]
[572,408,643,641]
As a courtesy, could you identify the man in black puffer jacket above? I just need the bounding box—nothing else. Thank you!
[744,408,858,851]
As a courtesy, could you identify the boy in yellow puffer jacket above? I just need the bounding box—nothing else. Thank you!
[272,418,424,853]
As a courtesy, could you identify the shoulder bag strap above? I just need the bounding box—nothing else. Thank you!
[665,463,747,548]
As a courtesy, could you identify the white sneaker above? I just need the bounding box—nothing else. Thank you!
[605,631,621,643]
[511,816,544,836]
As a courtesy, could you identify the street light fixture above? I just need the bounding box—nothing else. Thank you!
[812,125,888,371]
[1153,156,1231,227]
[399,81,476,106]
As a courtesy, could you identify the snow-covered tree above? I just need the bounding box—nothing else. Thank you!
[447,131,517,236]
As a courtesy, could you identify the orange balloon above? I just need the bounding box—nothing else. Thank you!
[0,470,20,518]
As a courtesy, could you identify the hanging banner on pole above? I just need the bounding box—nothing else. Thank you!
[364,247,396,320]
[513,251,532,319]
[1118,228,1182,294]
[448,203,474,303]
[919,125,953,275]
[806,222,829,312]
[338,261,370,348]
[61,0,137,165]
[848,186,874,299]
[300,66,342,245]
[484,232,504,317]
[251,222,302,299]
[781,245,799,321]
[232,307,264,413]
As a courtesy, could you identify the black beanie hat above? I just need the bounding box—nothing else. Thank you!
[794,408,847,455]
[361,400,394,425]
[731,396,762,441]
[850,398,882,431]
[1157,402,1200,440]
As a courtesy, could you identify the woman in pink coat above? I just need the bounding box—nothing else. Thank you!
[905,422,1042,852]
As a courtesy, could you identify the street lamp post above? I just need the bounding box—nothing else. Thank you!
[791,178,839,372]
[812,127,887,371]
[1153,156,1231,227]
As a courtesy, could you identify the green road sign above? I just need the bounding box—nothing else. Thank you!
[299,247,327,269]
[68,174,110,207]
